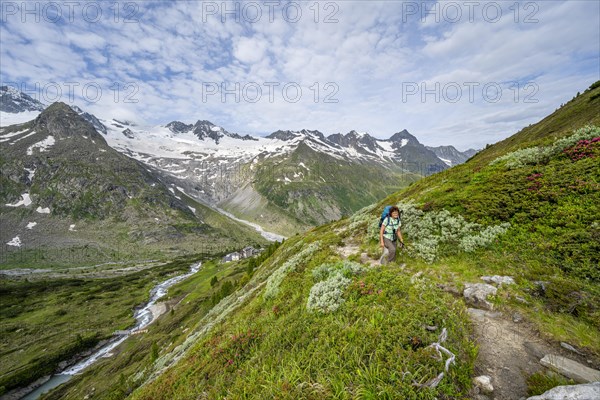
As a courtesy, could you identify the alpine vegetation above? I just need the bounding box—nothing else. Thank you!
[347,203,379,231]
[393,202,510,263]
[311,260,364,282]
[459,223,512,253]
[307,261,364,313]
[490,125,599,169]
[263,241,321,299]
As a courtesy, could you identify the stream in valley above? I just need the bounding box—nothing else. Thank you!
[19,262,202,400]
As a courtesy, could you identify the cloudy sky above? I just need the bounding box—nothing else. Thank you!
[1,0,598,150]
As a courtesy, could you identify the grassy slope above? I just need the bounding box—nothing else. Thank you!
[378,82,600,349]
[127,231,475,400]
[37,82,600,399]
[272,142,420,214]
[466,81,600,166]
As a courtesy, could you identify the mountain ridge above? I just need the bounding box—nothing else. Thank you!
[0,86,474,164]
[0,102,268,265]
[426,145,479,166]
[166,119,258,142]
[0,87,475,236]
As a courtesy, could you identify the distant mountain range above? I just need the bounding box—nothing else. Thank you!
[0,86,478,236]
[0,102,268,263]
[426,145,479,166]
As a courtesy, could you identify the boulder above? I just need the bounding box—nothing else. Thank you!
[515,295,530,304]
[481,275,515,286]
[410,271,423,283]
[473,375,494,394]
[513,312,523,323]
[540,354,600,383]
[464,283,497,310]
[526,382,600,399]
[532,281,548,296]
[436,283,461,296]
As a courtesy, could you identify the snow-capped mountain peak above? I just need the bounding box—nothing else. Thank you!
[389,129,416,143]
[327,130,383,157]
[191,120,226,142]
[266,130,300,141]
[166,120,193,134]
[0,85,46,113]
[165,119,257,143]
[70,105,107,135]
[300,129,329,142]
[426,145,480,166]
[0,88,110,136]
[267,129,327,141]
[348,130,367,138]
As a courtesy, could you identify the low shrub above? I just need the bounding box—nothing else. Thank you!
[306,261,364,313]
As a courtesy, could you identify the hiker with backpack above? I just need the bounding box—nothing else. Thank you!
[379,205,404,265]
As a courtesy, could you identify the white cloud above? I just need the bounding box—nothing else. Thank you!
[233,36,268,64]
[1,0,598,150]
[65,31,106,50]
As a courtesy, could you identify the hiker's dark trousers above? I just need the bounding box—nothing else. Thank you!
[382,237,397,264]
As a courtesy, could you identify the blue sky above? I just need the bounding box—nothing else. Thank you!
[1,0,598,150]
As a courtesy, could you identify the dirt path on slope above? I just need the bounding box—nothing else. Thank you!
[467,308,557,399]
[467,307,600,400]
[335,242,394,268]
